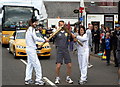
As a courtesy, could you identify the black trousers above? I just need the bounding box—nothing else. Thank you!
[106,49,111,64]
[94,42,99,54]
[113,49,118,66]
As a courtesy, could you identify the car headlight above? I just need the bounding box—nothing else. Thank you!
[16,45,25,49]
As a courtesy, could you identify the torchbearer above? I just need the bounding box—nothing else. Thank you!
[25,16,49,85]
[54,20,73,84]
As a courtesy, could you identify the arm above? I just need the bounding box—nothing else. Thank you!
[32,29,45,42]
[76,34,88,42]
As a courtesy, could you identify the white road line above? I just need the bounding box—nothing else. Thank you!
[20,59,57,87]
[43,77,57,87]
[20,59,27,65]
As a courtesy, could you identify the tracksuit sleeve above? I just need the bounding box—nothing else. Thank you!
[76,34,88,42]
[32,29,45,42]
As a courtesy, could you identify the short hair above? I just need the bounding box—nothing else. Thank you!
[58,20,64,25]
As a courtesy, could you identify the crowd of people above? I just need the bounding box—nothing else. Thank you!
[25,16,120,85]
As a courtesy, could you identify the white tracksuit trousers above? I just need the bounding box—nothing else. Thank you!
[25,48,42,81]
[76,34,89,81]
[78,49,89,81]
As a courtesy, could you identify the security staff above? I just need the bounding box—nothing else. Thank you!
[25,17,49,85]
[54,20,73,84]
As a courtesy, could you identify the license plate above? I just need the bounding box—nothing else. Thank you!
[37,51,41,53]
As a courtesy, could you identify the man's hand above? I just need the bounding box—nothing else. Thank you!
[45,39,49,42]
[71,33,76,38]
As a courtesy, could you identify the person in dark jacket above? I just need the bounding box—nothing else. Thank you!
[115,26,120,84]
[93,26,100,54]
[103,32,112,66]
[111,26,119,67]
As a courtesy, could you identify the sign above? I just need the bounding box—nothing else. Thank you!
[79,17,83,21]
[73,9,79,14]
[105,17,113,22]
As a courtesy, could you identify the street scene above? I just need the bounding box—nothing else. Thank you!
[0,0,120,86]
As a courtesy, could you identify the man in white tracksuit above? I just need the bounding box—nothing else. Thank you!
[86,24,93,68]
[25,17,48,85]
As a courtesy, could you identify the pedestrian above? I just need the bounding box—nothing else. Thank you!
[73,26,89,85]
[25,16,49,85]
[103,32,112,66]
[93,26,100,54]
[86,24,93,68]
[100,25,106,53]
[69,27,74,51]
[116,26,120,84]
[54,20,73,84]
[111,25,119,67]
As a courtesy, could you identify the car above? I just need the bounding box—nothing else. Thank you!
[9,30,51,59]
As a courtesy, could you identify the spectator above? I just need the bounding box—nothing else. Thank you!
[116,26,120,84]
[93,26,100,54]
[100,25,106,53]
[86,24,93,68]
[111,25,119,67]
[103,33,112,66]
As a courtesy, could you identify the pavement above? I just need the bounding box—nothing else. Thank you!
[2,44,118,86]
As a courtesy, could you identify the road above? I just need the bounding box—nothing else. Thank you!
[2,44,118,86]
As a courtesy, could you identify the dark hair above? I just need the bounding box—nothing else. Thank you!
[31,16,38,23]
[58,20,64,25]
[78,26,86,36]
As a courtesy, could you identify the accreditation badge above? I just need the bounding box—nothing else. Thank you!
[58,33,62,36]
[65,33,68,37]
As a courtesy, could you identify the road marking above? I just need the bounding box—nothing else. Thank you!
[20,59,57,87]
[20,59,27,65]
[43,77,57,87]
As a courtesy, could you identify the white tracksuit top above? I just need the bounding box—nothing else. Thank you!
[76,34,89,53]
[25,26,45,49]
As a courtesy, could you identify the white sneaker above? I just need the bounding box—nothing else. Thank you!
[35,80,45,85]
[88,64,93,69]
[55,77,60,84]
[66,76,73,84]
[78,80,87,85]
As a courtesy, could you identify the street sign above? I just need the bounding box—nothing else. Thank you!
[79,17,83,21]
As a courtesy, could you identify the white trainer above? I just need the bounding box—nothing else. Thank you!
[66,76,73,84]
[55,77,60,84]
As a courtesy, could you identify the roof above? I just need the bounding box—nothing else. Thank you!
[44,2,118,18]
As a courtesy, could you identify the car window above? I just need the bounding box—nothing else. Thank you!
[16,32,25,39]
[36,33,44,39]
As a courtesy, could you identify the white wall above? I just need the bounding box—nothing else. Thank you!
[48,18,78,28]
[87,14,118,28]
[87,14,104,28]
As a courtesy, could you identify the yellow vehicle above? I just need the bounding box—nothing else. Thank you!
[1,0,47,45]
[9,30,51,58]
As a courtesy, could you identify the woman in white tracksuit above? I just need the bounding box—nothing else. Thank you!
[25,17,48,85]
[76,26,89,85]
